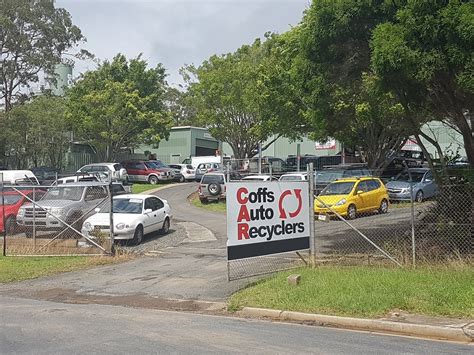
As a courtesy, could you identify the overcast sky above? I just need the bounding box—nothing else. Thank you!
[57,0,310,86]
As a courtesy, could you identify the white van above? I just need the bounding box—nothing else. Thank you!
[0,170,39,185]
[183,156,222,169]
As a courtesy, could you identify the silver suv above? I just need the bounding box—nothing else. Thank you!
[198,172,241,203]
[17,182,109,237]
[77,163,128,183]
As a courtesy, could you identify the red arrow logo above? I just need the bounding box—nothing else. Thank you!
[279,189,303,219]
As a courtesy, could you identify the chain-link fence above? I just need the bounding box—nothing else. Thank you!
[1,177,116,256]
[226,165,472,280]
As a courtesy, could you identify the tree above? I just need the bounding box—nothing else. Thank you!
[67,54,171,161]
[371,0,474,165]
[0,0,84,111]
[259,0,410,170]
[182,39,274,159]
[1,95,70,169]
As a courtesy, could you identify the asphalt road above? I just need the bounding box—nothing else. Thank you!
[1,296,471,355]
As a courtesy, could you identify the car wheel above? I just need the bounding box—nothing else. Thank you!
[179,175,185,183]
[347,204,357,220]
[208,183,221,196]
[161,218,170,234]
[5,216,16,234]
[131,225,144,245]
[415,190,423,203]
[378,199,389,214]
[148,175,159,185]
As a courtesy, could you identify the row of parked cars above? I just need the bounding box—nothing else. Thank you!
[0,180,172,246]
[196,164,439,220]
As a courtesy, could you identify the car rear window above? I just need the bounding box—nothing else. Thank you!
[202,175,224,184]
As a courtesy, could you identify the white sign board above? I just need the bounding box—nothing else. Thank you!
[226,181,310,260]
[315,139,336,150]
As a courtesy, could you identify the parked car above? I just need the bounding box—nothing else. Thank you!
[379,157,421,182]
[121,160,174,184]
[182,156,221,169]
[52,174,99,185]
[168,164,195,182]
[0,170,40,185]
[279,173,308,181]
[82,194,171,245]
[198,172,241,203]
[77,163,128,183]
[385,168,438,202]
[314,164,371,195]
[286,155,344,171]
[16,182,110,237]
[148,160,183,182]
[195,162,222,182]
[314,177,389,219]
[241,175,277,182]
[0,190,45,234]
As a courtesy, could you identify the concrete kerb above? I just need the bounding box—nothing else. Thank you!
[237,307,473,343]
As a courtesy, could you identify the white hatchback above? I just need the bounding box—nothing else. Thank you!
[82,194,172,245]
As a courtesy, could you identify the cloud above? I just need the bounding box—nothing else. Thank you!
[57,0,309,85]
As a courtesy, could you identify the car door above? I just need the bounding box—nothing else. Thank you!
[366,179,381,209]
[143,197,163,234]
[353,181,370,211]
[422,171,437,198]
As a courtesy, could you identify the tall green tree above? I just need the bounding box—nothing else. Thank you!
[371,0,474,165]
[259,1,410,170]
[67,54,171,161]
[0,0,85,111]
[2,95,70,169]
[183,39,274,159]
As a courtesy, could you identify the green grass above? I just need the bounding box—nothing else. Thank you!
[131,183,167,194]
[189,193,226,213]
[0,256,123,283]
[229,266,474,318]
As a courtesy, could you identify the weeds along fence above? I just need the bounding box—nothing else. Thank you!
[0,178,116,256]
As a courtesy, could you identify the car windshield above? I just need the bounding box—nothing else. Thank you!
[42,186,84,201]
[320,182,355,195]
[151,160,167,168]
[395,171,425,183]
[280,175,304,181]
[315,170,344,183]
[1,194,22,205]
[202,175,224,184]
[102,198,143,214]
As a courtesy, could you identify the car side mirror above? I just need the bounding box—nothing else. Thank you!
[94,207,100,213]
[144,208,152,214]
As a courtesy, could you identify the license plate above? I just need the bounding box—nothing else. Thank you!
[318,214,328,222]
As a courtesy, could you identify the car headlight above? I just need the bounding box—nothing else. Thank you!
[401,188,409,193]
[83,222,92,230]
[116,223,125,230]
[335,198,347,206]
[17,207,25,217]
[50,207,64,216]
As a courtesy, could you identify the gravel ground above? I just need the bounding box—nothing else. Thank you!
[116,222,187,254]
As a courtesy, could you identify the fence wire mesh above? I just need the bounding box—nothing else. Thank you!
[226,165,472,279]
[1,180,115,256]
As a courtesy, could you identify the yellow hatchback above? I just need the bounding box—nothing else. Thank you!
[314,177,389,219]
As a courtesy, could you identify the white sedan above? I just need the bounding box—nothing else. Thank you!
[82,194,172,245]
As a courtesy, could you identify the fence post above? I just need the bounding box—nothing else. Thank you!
[258,142,262,175]
[308,162,316,267]
[296,143,301,172]
[1,173,5,256]
[226,162,230,183]
[408,169,416,268]
[33,187,36,253]
[109,177,115,256]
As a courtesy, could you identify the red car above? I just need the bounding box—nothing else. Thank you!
[121,160,175,184]
[0,190,44,234]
